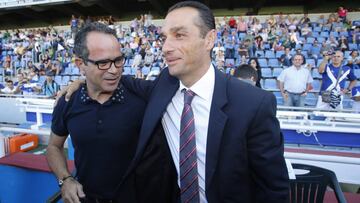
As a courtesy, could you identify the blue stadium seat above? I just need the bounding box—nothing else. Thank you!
[342,99,353,109]
[38,76,46,84]
[330,31,339,38]
[72,68,80,75]
[123,67,131,75]
[130,67,137,76]
[64,67,72,75]
[313,27,322,32]
[0,67,3,75]
[268,59,280,68]
[272,91,284,106]
[265,50,275,58]
[344,51,351,58]
[0,75,3,82]
[261,68,272,78]
[255,50,265,58]
[272,68,283,78]
[305,93,318,106]
[339,31,348,37]
[151,66,160,72]
[349,43,358,51]
[306,59,316,68]
[275,50,285,58]
[225,58,235,67]
[142,67,151,75]
[320,32,329,38]
[311,32,319,38]
[354,69,360,78]
[316,59,324,67]
[258,58,268,67]
[312,69,322,79]
[54,76,62,85]
[312,80,321,92]
[306,37,315,44]
[301,51,308,59]
[264,79,279,90]
[303,43,312,52]
[70,76,80,81]
[317,37,326,43]
[62,76,70,85]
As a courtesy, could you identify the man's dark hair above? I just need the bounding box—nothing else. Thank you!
[74,22,117,61]
[233,64,258,82]
[168,1,215,38]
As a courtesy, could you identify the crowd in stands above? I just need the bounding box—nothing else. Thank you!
[0,10,360,108]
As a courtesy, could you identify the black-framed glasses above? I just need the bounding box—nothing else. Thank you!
[84,56,125,70]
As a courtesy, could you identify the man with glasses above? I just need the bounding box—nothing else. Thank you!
[317,50,357,109]
[46,23,155,203]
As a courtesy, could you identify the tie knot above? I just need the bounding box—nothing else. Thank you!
[183,89,195,105]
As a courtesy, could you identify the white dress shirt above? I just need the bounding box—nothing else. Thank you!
[277,65,313,93]
[162,64,215,202]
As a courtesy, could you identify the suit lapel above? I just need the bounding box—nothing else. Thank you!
[131,69,179,171]
[206,69,228,190]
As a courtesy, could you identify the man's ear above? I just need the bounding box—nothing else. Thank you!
[205,29,216,51]
[74,57,86,75]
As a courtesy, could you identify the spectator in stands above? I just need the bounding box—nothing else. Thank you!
[18,77,39,95]
[337,6,348,23]
[338,35,348,51]
[278,54,313,107]
[317,50,357,109]
[279,47,292,67]
[41,72,60,98]
[236,16,247,34]
[299,13,311,26]
[228,16,236,28]
[69,15,78,38]
[47,22,167,203]
[0,80,20,94]
[308,39,321,64]
[350,26,360,44]
[300,23,312,38]
[347,50,360,69]
[248,58,262,88]
[233,64,258,86]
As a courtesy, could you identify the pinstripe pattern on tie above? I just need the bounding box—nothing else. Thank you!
[180,89,200,203]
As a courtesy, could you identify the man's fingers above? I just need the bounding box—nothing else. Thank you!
[77,184,86,198]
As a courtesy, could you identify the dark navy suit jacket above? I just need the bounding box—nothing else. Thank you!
[122,67,289,203]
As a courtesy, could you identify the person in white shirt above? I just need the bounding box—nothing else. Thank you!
[278,54,313,107]
[0,80,20,94]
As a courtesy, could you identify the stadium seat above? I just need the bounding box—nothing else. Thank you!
[317,37,326,43]
[349,43,358,51]
[272,91,284,106]
[264,79,279,90]
[306,59,316,68]
[268,59,280,68]
[151,66,160,72]
[306,37,315,44]
[54,76,62,85]
[0,75,3,82]
[261,68,272,78]
[320,32,329,38]
[72,68,80,75]
[313,27,322,33]
[312,69,322,79]
[272,68,283,78]
[305,93,318,106]
[342,99,353,109]
[354,69,360,78]
[302,43,312,52]
[225,58,235,67]
[311,32,319,38]
[265,50,275,58]
[258,58,268,67]
[142,67,151,75]
[123,67,131,75]
[70,76,79,81]
[38,76,46,84]
[330,31,339,38]
[255,50,265,58]
[312,80,321,92]
[275,50,285,58]
[64,67,72,75]
[339,31,348,37]
[130,67,137,76]
[62,76,70,85]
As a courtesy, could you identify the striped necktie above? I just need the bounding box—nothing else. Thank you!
[180,89,200,203]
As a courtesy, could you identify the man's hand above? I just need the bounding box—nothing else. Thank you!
[61,178,86,203]
[282,92,288,101]
[55,79,85,106]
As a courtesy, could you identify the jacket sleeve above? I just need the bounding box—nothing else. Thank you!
[247,92,290,203]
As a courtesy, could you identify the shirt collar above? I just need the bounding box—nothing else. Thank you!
[80,83,125,104]
[179,63,215,102]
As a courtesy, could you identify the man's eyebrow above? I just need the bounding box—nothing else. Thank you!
[160,26,188,36]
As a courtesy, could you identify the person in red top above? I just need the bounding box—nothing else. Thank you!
[337,6,348,22]
[228,16,237,28]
